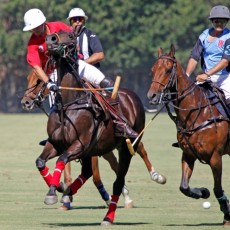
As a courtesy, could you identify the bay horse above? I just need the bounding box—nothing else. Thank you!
[20,31,161,225]
[147,44,230,226]
[21,69,166,210]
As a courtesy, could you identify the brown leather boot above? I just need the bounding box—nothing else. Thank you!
[113,120,138,139]
[100,78,114,88]
[100,78,138,139]
[99,78,114,97]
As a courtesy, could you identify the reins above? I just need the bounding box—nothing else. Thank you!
[19,80,49,116]
[17,80,41,98]
[155,55,228,164]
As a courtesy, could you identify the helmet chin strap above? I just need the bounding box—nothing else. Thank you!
[42,23,47,36]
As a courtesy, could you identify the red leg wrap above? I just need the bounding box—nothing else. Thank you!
[50,161,65,188]
[70,175,87,195]
[39,166,52,186]
[105,195,119,223]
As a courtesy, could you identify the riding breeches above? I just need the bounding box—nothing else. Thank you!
[211,73,230,99]
[48,69,57,107]
[78,60,105,87]
[48,61,106,107]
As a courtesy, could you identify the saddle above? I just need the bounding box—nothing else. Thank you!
[199,81,230,119]
[60,80,123,126]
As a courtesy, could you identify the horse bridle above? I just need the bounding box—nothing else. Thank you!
[154,55,229,164]
[153,55,196,106]
[21,80,47,105]
[20,80,49,116]
[152,55,178,104]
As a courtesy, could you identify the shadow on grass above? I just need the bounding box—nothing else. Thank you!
[40,205,155,210]
[70,205,154,210]
[44,222,150,227]
[164,223,222,227]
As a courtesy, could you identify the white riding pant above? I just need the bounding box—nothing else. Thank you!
[48,69,57,107]
[210,73,230,99]
[78,60,105,86]
[48,60,105,107]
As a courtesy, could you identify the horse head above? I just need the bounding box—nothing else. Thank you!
[147,44,180,105]
[46,31,77,58]
[46,31,85,105]
[21,70,48,110]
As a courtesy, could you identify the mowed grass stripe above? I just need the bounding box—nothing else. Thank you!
[0,113,229,230]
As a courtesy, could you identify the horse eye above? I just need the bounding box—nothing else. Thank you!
[36,79,41,84]
[166,68,173,74]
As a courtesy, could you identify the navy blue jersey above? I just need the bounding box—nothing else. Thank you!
[78,27,103,69]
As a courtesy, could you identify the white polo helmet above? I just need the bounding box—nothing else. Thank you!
[23,8,46,31]
[67,8,88,21]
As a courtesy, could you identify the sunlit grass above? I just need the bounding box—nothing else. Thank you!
[0,113,229,230]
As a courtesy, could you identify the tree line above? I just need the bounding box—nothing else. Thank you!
[0,0,229,112]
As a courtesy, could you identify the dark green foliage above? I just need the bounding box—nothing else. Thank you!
[0,0,230,111]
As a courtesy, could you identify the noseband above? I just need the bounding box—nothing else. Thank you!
[23,80,48,107]
[159,55,177,89]
[153,55,177,103]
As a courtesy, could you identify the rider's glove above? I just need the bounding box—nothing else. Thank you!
[78,53,84,60]
[46,80,58,92]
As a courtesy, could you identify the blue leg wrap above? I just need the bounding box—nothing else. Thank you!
[97,183,110,201]
[217,194,230,214]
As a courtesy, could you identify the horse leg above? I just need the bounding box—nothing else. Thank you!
[136,141,166,184]
[44,139,88,205]
[179,152,210,199]
[91,156,111,206]
[103,152,134,208]
[64,162,72,186]
[101,146,132,225]
[58,162,73,210]
[60,156,93,204]
[35,144,64,193]
[44,155,66,205]
[210,155,230,225]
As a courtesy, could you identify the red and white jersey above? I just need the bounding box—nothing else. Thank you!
[26,22,72,74]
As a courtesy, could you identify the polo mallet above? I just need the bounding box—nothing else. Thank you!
[111,75,121,100]
[126,104,165,155]
[58,86,114,91]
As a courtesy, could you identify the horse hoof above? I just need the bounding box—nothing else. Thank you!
[60,195,73,203]
[44,195,58,205]
[105,196,112,206]
[223,219,230,226]
[101,220,112,226]
[124,199,134,208]
[57,182,68,193]
[201,188,210,199]
[58,203,71,211]
[151,171,167,184]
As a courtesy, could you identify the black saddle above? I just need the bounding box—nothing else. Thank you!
[199,81,230,119]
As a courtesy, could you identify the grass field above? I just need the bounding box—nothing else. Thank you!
[1,113,230,230]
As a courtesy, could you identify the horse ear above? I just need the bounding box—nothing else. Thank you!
[158,47,163,57]
[169,44,175,57]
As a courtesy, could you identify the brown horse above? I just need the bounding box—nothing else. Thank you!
[147,44,230,225]
[20,31,152,225]
[21,70,166,210]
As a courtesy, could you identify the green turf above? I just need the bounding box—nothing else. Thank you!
[0,113,230,230]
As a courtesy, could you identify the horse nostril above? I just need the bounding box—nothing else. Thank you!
[21,99,32,110]
[148,94,158,105]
